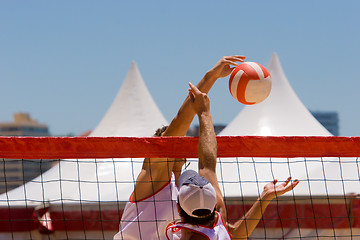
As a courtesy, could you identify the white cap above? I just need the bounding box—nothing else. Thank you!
[178,170,217,218]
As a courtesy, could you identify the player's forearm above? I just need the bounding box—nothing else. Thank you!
[164,72,219,136]
[197,70,220,94]
[230,194,272,238]
[166,55,244,136]
[198,111,217,171]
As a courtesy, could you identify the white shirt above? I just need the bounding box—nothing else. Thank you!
[114,179,180,240]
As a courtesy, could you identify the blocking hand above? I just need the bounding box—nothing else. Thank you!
[261,177,300,200]
[188,82,210,116]
[208,55,246,79]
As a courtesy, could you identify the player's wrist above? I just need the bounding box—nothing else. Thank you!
[197,110,211,119]
[205,69,221,81]
[259,191,275,201]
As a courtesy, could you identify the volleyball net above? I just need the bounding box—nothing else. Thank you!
[0,136,360,239]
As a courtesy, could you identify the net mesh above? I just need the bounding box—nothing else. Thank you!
[0,136,359,240]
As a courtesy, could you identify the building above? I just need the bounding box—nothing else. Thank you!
[311,111,339,136]
[0,112,49,136]
[0,113,53,194]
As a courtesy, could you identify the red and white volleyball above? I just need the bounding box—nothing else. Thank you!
[229,62,272,105]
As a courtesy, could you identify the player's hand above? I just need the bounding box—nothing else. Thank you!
[207,55,246,79]
[188,82,210,115]
[261,177,299,200]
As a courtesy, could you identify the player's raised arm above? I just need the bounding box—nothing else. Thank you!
[164,56,245,137]
[228,178,300,239]
[131,56,245,202]
[187,82,228,220]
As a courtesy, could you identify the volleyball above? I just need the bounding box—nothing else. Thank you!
[229,62,272,105]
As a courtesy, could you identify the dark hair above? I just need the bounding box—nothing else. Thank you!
[154,126,168,137]
[178,204,216,226]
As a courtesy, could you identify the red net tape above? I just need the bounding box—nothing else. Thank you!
[0,136,360,159]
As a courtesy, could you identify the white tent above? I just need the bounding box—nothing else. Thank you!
[216,53,359,239]
[90,61,168,137]
[219,53,331,137]
[1,62,167,206]
[216,53,360,197]
[1,55,358,239]
[0,62,168,239]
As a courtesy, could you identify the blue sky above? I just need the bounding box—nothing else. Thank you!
[1,1,359,136]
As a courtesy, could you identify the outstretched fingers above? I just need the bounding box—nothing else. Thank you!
[223,56,246,66]
[281,177,300,193]
[263,177,300,200]
[188,82,201,95]
[188,82,199,102]
[225,55,246,62]
[287,179,300,190]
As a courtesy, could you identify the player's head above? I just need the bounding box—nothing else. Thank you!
[154,126,186,173]
[154,125,168,137]
[177,170,217,225]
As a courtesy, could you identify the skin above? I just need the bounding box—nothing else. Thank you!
[128,56,299,239]
[178,83,221,240]
[130,56,246,202]
[180,84,299,239]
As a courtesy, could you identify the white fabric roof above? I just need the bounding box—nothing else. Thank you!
[91,61,168,137]
[0,62,167,206]
[219,53,331,137]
